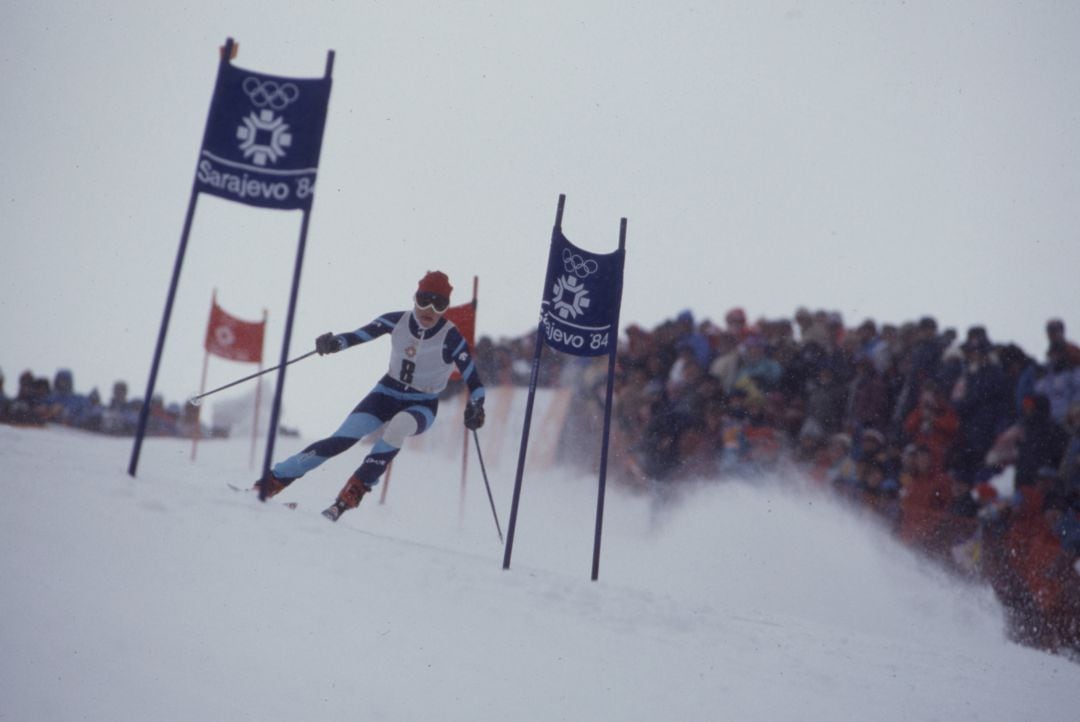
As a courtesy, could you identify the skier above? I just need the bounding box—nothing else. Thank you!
[255,270,486,521]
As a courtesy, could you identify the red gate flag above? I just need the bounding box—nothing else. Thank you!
[444,283,477,382]
[205,299,266,363]
[445,302,476,347]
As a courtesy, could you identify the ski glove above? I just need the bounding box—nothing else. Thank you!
[316,332,341,355]
[464,400,485,430]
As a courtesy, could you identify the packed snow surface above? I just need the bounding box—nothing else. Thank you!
[3,424,1078,721]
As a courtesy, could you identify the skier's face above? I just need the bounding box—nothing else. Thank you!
[414,305,441,327]
[413,292,448,328]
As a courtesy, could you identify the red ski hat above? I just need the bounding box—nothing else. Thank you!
[417,271,453,299]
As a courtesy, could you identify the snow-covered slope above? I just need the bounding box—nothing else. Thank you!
[2,424,1077,722]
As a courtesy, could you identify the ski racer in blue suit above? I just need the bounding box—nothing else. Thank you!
[256,271,485,522]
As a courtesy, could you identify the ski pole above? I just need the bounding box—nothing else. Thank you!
[188,350,318,406]
[472,429,503,543]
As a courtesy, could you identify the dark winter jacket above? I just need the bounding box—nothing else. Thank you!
[1013,395,1069,487]
[952,362,1012,467]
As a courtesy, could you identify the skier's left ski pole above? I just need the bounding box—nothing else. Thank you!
[188,350,318,405]
[472,429,503,543]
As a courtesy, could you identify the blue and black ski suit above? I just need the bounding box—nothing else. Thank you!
[272,310,485,488]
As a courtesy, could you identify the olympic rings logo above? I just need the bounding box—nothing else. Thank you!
[242,77,300,111]
[563,248,598,278]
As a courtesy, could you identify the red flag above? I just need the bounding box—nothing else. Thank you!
[205,300,265,363]
[444,301,476,382]
[445,303,476,347]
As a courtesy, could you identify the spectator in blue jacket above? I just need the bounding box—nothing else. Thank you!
[1035,341,1080,425]
[45,369,99,429]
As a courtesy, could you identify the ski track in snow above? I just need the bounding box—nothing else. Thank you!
[2,424,1078,722]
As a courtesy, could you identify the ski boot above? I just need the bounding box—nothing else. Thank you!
[322,474,372,522]
[254,471,290,500]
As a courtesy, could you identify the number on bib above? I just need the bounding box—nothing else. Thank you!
[399,359,416,384]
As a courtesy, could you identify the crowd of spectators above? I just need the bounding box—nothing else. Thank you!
[0,368,202,438]
[475,310,1080,657]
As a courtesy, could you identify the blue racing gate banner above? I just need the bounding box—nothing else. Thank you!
[503,195,628,580]
[540,228,625,357]
[196,57,332,210]
[129,38,334,480]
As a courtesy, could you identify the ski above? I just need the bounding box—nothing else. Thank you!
[226,482,298,510]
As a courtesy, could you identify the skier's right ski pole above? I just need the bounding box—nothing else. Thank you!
[472,429,503,543]
[188,350,318,405]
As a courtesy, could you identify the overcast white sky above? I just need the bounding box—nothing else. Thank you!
[3,1,1079,435]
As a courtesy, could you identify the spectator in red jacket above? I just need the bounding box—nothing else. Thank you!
[903,387,960,471]
[1002,468,1076,648]
[899,444,956,558]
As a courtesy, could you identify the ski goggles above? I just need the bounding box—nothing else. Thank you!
[414,291,450,313]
